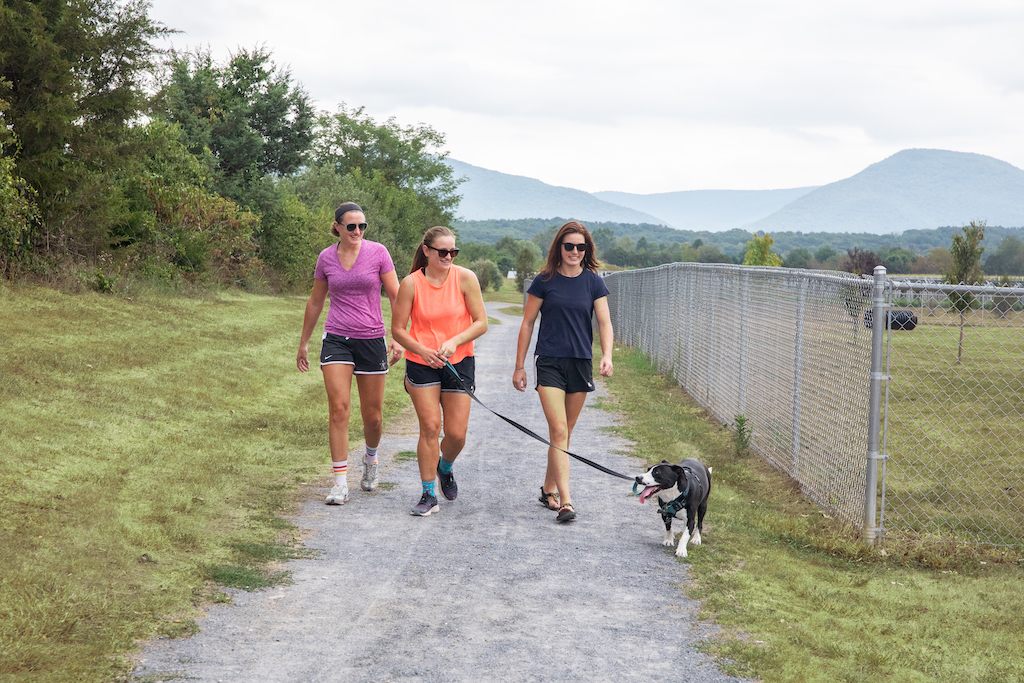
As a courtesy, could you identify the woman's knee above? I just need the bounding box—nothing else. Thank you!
[418,414,443,438]
[547,422,569,443]
[328,400,352,424]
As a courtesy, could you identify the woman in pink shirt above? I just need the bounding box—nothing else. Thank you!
[297,203,402,505]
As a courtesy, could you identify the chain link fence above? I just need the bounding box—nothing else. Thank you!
[880,279,1024,547]
[604,264,1024,549]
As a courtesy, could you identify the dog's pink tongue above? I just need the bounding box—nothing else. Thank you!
[639,485,661,504]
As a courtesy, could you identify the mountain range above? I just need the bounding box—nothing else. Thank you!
[448,149,1024,234]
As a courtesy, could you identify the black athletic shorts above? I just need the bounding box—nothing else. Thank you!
[320,333,389,374]
[535,355,595,394]
[405,356,475,393]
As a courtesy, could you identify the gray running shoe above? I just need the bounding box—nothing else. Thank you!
[361,460,379,491]
[325,483,349,505]
[410,491,440,516]
[437,463,457,500]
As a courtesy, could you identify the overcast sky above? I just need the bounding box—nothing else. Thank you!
[149,0,1024,195]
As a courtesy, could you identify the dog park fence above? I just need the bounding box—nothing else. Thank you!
[603,263,1024,549]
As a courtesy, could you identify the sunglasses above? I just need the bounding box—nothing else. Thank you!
[561,242,588,252]
[428,246,460,259]
[340,222,367,232]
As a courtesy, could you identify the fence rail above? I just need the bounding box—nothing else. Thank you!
[604,263,1024,548]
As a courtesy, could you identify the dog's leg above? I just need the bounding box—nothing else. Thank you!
[662,514,675,547]
[693,500,708,546]
[674,511,690,557]
[674,527,689,557]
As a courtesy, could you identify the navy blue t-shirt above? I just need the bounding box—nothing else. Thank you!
[528,269,610,359]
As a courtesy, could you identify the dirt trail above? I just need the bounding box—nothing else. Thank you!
[132,302,751,682]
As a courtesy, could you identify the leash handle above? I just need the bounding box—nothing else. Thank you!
[443,360,634,481]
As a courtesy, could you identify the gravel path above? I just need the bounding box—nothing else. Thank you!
[132,302,751,683]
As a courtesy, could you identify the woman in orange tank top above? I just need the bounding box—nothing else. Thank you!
[391,226,488,516]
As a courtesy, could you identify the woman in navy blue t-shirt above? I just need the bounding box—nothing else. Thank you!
[512,221,614,523]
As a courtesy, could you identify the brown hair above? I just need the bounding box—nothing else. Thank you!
[410,226,456,273]
[538,221,600,279]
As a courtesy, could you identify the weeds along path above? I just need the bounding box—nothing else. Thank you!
[132,302,750,682]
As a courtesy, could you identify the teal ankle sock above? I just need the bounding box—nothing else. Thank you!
[438,458,453,474]
[422,480,437,497]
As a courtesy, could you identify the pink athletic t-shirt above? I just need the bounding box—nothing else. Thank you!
[314,240,395,339]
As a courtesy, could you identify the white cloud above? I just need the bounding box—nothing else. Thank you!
[150,0,1024,193]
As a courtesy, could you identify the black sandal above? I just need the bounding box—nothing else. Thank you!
[539,487,560,511]
[556,502,576,523]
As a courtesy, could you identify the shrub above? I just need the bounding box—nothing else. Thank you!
[470,258,502,291]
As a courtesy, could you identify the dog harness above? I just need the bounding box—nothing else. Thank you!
[657,467,702,522]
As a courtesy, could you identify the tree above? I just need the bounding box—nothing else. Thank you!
[311,104,461,226]
[983,236,1024,276]
[783,247,811,269]
[841,247,879,275]
[742,232,782,266]
[155,46,315,201]
[879,247,917,274]
[944,220,985,363]
[514,246,536,293]
[814,245,838,263]
[1,0,171,261]
[469,258,502,291]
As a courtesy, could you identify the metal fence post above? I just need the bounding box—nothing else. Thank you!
[791,274,807,476]
[864,265,887,544]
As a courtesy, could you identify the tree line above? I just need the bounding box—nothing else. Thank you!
[456,219,1024,276]
[1,0,460,289]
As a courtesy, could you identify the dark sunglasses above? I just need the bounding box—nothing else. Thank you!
[341,222,367,232]
[428,246,460,259]
[561,242,588,252]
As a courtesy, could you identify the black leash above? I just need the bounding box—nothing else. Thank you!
[442,360,634,481]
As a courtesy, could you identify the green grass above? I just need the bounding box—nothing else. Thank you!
[599,344,1024,683]
[497,305,524,316]
[0,282,409,682]
[482,277,527,304]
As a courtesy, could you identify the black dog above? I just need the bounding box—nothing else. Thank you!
[634,458,712,557]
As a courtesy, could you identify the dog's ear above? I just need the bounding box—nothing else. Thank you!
[660,459,672,466]
[671,465,689,484]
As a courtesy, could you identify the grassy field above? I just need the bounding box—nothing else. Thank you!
[598,344,1024,682]
[0,282,409,682]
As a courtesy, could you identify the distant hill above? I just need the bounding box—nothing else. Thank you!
[447,159,667,225]
[746,149,1024,235]
[593,187,818,231]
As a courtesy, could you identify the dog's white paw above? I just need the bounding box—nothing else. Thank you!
[662,531,676,547]
[691,529,702,546]
[675,544,688,558]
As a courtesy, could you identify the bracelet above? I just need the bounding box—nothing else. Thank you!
[515,367,524,370]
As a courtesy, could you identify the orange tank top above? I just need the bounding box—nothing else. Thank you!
[404,265,475,365]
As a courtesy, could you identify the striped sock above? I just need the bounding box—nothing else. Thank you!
[422,480,437,497]
[438,457,453,474]
[364,445,378,464]
[332,460,347,486]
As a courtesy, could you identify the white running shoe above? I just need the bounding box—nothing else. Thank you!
[361,460,379,491]
[325,484,349,505]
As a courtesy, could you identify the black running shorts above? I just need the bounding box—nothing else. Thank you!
[320,334,389,374]
[535,356,594,394]
[405,356,476,393]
